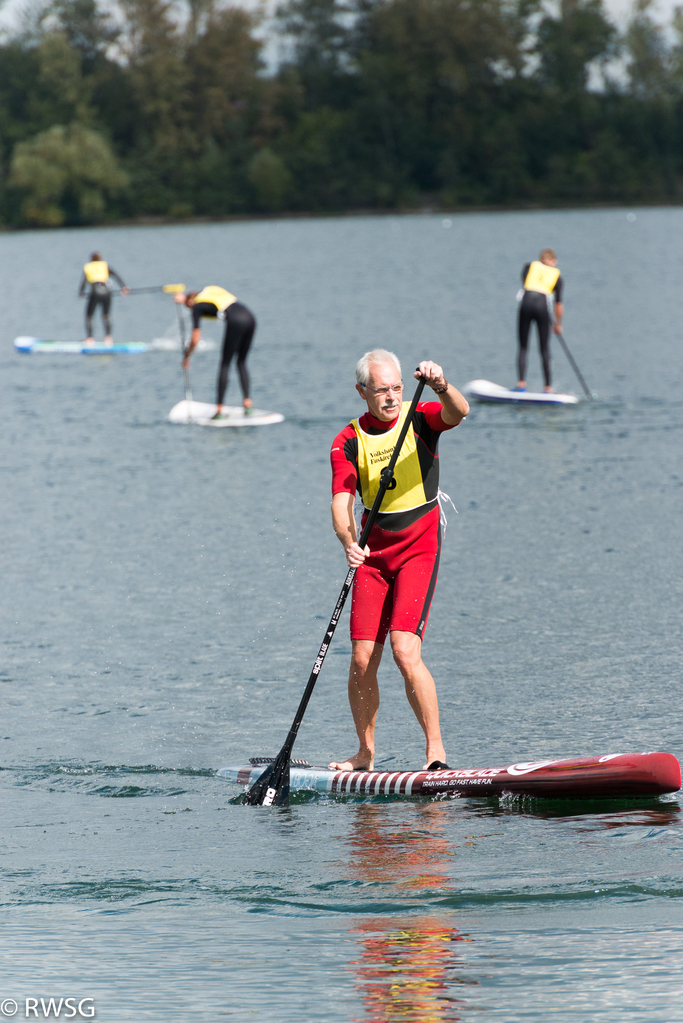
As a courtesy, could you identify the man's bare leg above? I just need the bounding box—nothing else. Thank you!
[390,630,447,768]
[329,640,383,771]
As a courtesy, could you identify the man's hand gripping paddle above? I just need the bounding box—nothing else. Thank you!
[242,374,427,806]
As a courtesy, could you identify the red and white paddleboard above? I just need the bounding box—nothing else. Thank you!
[219,752,680,800]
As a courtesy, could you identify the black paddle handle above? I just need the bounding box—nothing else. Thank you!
[275,376,427,757]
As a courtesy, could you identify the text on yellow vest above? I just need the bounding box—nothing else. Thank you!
[353,403,427,513]
[524,260,560,295]
[194,286,237,314]
[83,261,109,284]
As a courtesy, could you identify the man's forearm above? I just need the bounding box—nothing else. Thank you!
[331,494,356,549]
[186,327,201,354]
[437,382,470,426]
[416,360,469,426]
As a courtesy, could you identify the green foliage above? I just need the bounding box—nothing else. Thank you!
[537,0,617,94]
[9,122,128,225]
[2,0,683,224]
[625,0,671,99]
[248,148,292,211]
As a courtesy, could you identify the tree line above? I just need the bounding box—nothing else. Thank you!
[2,0,683,227]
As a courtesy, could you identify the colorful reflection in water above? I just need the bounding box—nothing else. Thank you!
[345,805,477,1022]
[351,916,473,1023]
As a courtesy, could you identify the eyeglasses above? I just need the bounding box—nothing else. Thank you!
[360,383,404,396]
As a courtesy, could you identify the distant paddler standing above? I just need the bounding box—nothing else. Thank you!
[329,350,469,772]
[78,252,129,346]
[175,286,256,419]
[516,248,564,393]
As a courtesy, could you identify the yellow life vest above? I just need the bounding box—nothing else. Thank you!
[524,261,560,295]
[83,260,109,284]
[194,286,237,314]
[352,402,427,514]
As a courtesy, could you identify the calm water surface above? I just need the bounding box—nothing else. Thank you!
[1,209,682,1021]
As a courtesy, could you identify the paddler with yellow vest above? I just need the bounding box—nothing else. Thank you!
[174,286,256,419]
[78,252,129,346]
[516,248,564,393]
[329,350,469,773]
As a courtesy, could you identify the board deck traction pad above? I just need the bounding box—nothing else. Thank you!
[465,379,579,405]
[219,752,681,799]
[168,399,284,427]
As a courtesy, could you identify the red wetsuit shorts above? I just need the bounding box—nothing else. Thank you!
[350,504,441,645]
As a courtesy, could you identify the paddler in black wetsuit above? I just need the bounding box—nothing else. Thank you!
[175,287,256,419]
[78,252,129,346]
[516,248,564,393]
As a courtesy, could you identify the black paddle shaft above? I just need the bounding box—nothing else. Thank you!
[243,376,427,806]
[111,286,172,295]
[176,305,194,411]
[80,287,155,296]
[556,333,592,399]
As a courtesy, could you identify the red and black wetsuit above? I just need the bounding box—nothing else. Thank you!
[331,403,457,645]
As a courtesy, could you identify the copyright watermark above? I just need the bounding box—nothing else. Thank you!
[0,999,95,1019]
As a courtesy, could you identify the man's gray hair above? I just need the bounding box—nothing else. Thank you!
[355,349,402,386]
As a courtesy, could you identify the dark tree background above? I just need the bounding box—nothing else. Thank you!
[1,0,681,225]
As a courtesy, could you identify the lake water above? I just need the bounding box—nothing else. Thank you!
[1,208,682,1022]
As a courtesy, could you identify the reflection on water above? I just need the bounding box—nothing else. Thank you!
[351,917,471,1023]
[493,799,682,827]
[344,804,455,892]
[345,805,477,1021]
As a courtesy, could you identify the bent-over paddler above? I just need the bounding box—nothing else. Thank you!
[329,349,469,772]
[175,286,256,419]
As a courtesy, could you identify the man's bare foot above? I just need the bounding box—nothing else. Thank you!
[84,337,95,346]
[422,745,447,771]
[104,335,113,347]
[329,753,374,771]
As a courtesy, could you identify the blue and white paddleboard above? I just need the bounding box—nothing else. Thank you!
[168,399,284,427]
[14,336,148,354]
[465,379,578,405]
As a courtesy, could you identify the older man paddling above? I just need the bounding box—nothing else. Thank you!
[329,350,469,772]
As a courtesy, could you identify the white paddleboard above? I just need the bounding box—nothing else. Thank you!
[168,399,285,427]
[465,379,578,405]
[14,336,148,354]
[150,337,216,352]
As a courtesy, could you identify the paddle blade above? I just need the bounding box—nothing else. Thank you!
[162,283,186,293]
[242,758,290,806]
